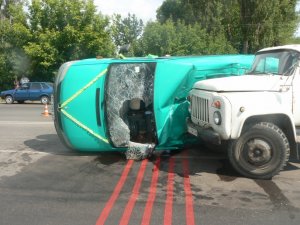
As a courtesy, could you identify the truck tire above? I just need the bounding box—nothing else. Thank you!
[228,122,290,179]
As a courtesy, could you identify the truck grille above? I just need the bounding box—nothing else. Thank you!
[191,95,209,123]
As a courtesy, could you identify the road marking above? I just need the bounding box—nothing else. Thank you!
[182,152,195,225]
[0,121,53,125]
[119,159,148,225]
[95,160,134,225]
[95,154,197,224]
[141,157,161,225]
[0,149,49,155]
[164,157,175,225]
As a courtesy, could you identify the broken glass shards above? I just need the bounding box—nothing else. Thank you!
[106,63,156,148]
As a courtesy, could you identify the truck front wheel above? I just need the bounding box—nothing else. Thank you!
[228,122,290,179]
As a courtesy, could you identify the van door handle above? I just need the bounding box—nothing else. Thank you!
[96,88,101,126]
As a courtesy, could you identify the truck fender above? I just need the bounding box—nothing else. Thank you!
[238,114,298,160]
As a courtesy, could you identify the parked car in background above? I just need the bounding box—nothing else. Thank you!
[0,82,53,104]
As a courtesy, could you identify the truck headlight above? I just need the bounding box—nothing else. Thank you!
[213,111,222,125]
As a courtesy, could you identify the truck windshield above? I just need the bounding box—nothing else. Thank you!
[248,50,300,76]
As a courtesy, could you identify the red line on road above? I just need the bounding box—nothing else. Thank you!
[164,157,175,225]
[119,159,148,225]
[141,157,161,225]
[182,152,195,225]
[95,159,134,225]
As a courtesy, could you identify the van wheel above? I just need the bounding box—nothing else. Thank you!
[5,95,13,104]
[228,122,290,179]
[40,96,49,104]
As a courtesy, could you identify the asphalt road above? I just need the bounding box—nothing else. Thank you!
[1,103,300,225]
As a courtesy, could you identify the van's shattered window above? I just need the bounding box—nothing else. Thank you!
[106,63,156,158]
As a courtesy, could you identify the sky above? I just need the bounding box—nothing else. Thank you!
[95,0,164,22]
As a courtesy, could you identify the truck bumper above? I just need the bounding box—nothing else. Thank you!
[187,119,221,145]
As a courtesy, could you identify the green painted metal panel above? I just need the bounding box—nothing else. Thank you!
[54,54,255,152]
[153,55,255,149]
[58,62,112,151]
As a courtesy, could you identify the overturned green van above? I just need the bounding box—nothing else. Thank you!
[53,55,254,158]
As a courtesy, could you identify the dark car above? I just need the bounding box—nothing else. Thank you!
[0,82,53,104]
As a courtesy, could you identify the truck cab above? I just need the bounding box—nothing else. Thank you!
[187,45,300,179]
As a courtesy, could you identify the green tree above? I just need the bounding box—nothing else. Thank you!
[110,13,143,56]
[237,0,298,53]
[0,0,30,90]
[157,0,299,53]
[156,0,184,23]
[140,20,236,56]
[110,13,143,46]
[157,0,224,31]
[24,0,115,82]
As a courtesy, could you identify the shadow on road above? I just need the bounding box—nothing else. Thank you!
[24,134,300,178]
[24,134,71,155]
[155,147,300,181]
[24,134,127,164]
[157,148,242,180]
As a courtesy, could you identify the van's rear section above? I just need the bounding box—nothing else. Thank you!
[54,59,112,151]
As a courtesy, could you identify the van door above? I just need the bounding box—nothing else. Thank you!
[56,62,111,151]
[153,61,193,149]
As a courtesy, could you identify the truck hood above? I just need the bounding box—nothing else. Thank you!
[193,75,289,92]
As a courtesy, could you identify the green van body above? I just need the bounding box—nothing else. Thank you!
[53,55,254,152]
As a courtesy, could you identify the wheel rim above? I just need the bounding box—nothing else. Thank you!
[6,96,13,103]
[237,136,279,173]
[245,139,272,166]
[41,97,48,104]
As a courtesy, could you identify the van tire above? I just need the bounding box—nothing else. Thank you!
[228,122,290,179]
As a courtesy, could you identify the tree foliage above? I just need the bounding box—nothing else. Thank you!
[110,13,144,56]
[140,20,236,56]
[25,0,115,82]
[0,0,29,89]
[237,0,298,53]
[110,13,143,46]
[157,0,299,53]
[0,0,299,91]
[0,0,115,89]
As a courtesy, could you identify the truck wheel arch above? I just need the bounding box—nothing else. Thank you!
[240,114,298,160]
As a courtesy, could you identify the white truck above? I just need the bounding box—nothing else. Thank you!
[187,45,300,179]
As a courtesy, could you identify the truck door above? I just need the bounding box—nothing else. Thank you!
[293,67,300,126]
